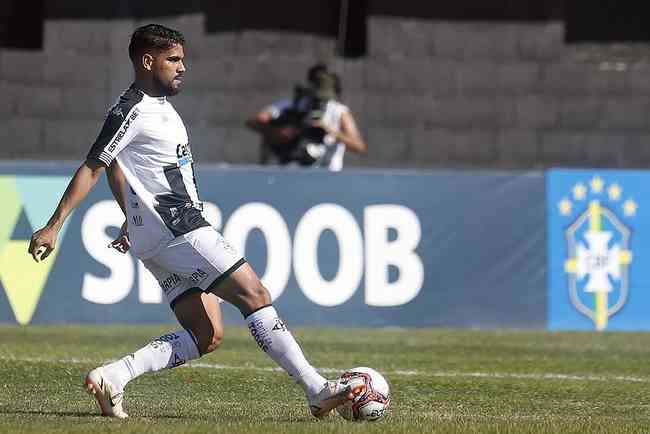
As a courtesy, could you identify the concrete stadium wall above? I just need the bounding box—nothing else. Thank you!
[1,13,650,168]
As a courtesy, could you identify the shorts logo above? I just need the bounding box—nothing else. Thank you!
[558,176,636,330]
[159,273,182,293]
[189,268,208,285]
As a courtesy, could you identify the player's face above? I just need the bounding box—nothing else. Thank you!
[151,44,186,96]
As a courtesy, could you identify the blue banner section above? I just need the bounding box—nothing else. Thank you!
[0,162,546,328]
[547,169,650,331]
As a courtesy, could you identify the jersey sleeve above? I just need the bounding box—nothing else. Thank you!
[87,103,142,166]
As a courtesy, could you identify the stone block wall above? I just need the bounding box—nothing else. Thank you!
[1,12,650,169]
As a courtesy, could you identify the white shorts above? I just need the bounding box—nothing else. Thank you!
[142,226,245,309]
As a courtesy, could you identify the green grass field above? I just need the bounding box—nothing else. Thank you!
[1,325,650,433]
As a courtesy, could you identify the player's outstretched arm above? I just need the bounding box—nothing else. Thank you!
[28,158,106,262]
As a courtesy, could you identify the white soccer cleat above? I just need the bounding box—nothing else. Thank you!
[308,378,366,418]
[84,367,128,419]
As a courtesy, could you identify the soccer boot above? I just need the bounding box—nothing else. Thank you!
[308,377,366,418]
[84,367,128,419]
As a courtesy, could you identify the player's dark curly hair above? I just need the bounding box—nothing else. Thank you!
[128,24,185,63]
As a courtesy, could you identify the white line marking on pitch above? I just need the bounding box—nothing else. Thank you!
[1,355,648,384]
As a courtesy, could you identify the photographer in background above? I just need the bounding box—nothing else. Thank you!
[246,63,367,171]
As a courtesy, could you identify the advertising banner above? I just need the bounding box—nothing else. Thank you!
[0,163,546,328]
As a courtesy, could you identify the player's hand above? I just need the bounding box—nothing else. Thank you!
[108,221,130,253]
[28,226,58,263]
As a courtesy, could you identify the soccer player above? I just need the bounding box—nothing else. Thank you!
[28,24,363,419]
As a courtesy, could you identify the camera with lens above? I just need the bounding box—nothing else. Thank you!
[293,84,329,143]
[267,73,336,165]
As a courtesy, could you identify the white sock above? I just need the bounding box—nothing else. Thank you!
[246,305,326,396]
[102,329,201,391]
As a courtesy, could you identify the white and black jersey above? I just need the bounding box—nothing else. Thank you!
[87,84,209,259]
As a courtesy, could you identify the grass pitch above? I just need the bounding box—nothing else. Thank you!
[1,325,650,433]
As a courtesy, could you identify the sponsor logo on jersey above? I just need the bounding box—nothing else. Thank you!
[556,176,635,330]
[107,108,140,153]
[176,143,193,167]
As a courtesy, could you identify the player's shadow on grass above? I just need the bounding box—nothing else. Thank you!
[0,409,316,422]
[0,409,193,420]
[0,409,201,420]
[0,409,98,418]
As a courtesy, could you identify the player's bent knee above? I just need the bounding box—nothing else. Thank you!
[245,284,271,309]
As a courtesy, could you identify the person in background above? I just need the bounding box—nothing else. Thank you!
[246,63,367,171]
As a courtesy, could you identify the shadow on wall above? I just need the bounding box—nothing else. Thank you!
[3,0,565,52]
[5,0,650,51]
[42,0,565,21]
[3,0,341,50]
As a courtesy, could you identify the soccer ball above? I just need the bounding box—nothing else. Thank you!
[336,367,391,422]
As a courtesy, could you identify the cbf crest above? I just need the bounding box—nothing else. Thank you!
[556,176,637,331]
